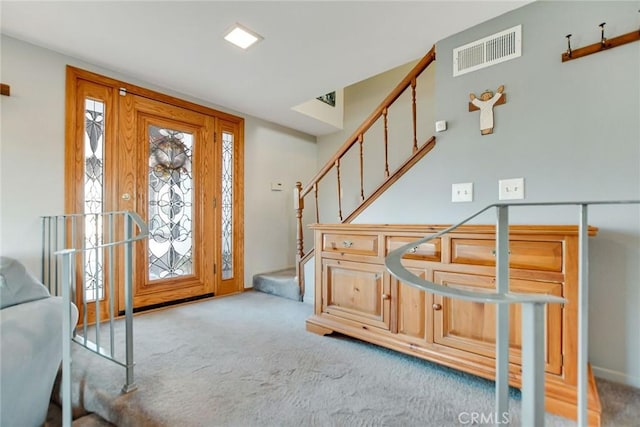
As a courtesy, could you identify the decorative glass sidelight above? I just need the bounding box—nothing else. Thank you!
[147,126,194,280]
[83,99,105,301]
[221,132,234,279]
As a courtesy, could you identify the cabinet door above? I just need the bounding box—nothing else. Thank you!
[322,259,390,330]
[393,268,432,344]
[433,271,562,374]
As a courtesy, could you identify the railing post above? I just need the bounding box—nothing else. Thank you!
[335,159,343,221]
[578,204,589,426]
[54,219,59,297]
[122,213,137,393]
[313,183,319,223]
[71,217,77,305]
[109,213,116,357]
[495,205,510,419]
[294,182,304,289]
[383,108,389,178]
[82,237,88,342]
[41,217,46,285]
[358,134,365,202]
[60,251,73,427]
[411,77,418,153]
[94,214,101,352]
[294,182,304,257]
[521,302,546,426]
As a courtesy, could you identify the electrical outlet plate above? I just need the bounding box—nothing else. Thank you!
[452,182,473,202]
[499,178,524,200]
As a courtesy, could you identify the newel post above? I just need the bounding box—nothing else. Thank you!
[294,182,304,281]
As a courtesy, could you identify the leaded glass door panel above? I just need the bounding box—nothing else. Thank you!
[118,94,216,309]
[217,120,243,296]
[67,78,117,325]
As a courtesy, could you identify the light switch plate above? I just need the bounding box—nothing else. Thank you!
[499,178,524,200]
[452,182,473,202]
[435,120,447,132]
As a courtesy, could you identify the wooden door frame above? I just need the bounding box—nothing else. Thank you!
[65,66,245,307]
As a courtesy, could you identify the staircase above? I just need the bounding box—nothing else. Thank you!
[252,268,300,301]
[253,45,437,301]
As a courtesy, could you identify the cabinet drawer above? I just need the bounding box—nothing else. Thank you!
[323,233,378,256]
[451,239,562,272]
[386,237,441,262]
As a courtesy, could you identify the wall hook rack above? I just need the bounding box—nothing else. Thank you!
[561,21,640,62]
[599,22,607,46]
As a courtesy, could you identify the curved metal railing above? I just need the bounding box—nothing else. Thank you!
[42,211,148,427]
[385,200,639,426]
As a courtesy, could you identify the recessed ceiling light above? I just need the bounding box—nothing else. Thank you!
[224,24,263,50]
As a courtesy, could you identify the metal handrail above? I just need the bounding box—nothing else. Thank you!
[42,211,148,427]
[385,200,639,426]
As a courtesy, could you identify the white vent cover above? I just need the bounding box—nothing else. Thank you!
[453,25,522,77]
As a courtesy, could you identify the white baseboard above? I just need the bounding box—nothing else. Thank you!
[592,365,640,388]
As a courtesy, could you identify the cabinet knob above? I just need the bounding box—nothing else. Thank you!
[382,293,391,300]
[342,240,353,248]
[432,303,442,311]
[408,246,418,254]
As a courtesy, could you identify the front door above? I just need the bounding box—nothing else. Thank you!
[118,93,216,309]
[66,67,244,320]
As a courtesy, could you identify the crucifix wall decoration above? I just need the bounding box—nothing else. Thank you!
[469,85,506,135]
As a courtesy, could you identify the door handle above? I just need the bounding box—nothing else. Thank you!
[121,193,132,201]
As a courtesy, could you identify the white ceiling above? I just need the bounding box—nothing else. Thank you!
[1,1,530,136]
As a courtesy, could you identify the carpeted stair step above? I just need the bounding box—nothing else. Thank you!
[252,268,300,301]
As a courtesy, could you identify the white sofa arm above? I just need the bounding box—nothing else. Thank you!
[0,297,78,427]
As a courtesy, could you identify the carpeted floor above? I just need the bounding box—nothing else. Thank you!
[50,291,639,426]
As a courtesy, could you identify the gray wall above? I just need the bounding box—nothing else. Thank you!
[355,1,640,386]
[0,35,317,288]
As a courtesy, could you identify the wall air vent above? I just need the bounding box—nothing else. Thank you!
[453,25,522,77]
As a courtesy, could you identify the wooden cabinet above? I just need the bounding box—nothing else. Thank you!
[307,224,602,425]
[322,259,390,331]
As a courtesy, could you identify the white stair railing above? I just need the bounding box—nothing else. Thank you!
[385,200,639,426]
[42,211,148,427]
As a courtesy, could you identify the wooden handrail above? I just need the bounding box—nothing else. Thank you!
[299,46,436,199]
[295,45,437,295]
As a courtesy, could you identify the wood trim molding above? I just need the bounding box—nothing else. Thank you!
[66,66,244,125]
[309,223,599,236]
